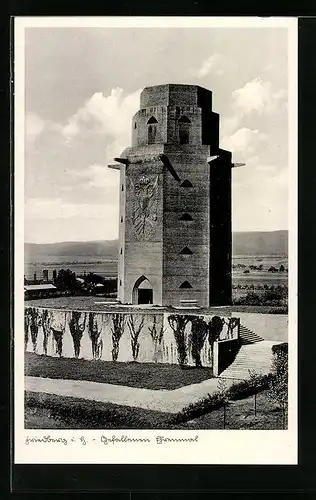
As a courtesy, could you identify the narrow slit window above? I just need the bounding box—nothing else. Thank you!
[121,184,124,191]
[179,213,193,221]
[180,179,193,188]
[180,247,193,255]
[179,281,192,289]
[178,115,191,145]
[120,248,123,255]
[121,216,123,223]
[147,116,158,144]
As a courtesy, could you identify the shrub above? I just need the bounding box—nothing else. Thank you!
[227,373,272,400]
[268,344,288,428]
[111,314,125,362]
[167,315,190,367]
[88,312,103,360]
[51,328,64,357]
[54,269,80,293]
[189,317,209,367]
[24,310,30,350]
[241,292,262,305]
[272,342,288,357]
[172,391,226,424]
[172,373,274,424]
[127,315,145,361]
[41,309,53,356]
[69,311,87,358]
[208,316,225,343]
[148,315,165,363]
[262,288,284,303]
[217,378,229,428]
[29,308,40,353]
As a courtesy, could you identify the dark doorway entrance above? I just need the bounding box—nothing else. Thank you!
[132,276,153,305]
[138,288,153,304]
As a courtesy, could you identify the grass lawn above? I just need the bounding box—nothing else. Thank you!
[25,389,285,430]
[25,352,214,390]
[25,391,173,429]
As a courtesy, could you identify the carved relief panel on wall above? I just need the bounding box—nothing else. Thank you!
[129,171,161,241]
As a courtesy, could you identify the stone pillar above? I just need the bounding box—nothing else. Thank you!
[213,341,219,376]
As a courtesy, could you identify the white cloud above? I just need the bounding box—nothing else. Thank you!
[221,127,267,159]
[232,78,287,115]
[62,120,80,139]
[25,113,64,144]
[196,54,225,79]
[220,78,287,142]
[62,87,142,143]
[25,113,45,142]
[220,116,240,138]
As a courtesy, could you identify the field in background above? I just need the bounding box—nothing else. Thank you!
[24,254,288,303]
[24,254,287,280]
[24,255,118,279]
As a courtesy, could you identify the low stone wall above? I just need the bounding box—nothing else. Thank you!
[24,307,239,372]
[216,339,241,376]
[232,311,288,342]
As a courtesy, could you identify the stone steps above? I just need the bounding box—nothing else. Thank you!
[239,324,265,345]
[219,341,280,380]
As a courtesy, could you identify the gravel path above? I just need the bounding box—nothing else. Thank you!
[25,375,237,413]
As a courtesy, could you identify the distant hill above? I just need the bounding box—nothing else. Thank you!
[25,240,118,260]
[232,230,288,256]
[25,230,288,260]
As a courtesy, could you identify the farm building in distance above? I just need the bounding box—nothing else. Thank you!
[24,283,57,300]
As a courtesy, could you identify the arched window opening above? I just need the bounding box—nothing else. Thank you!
[148,125,156,144]
[179,281,192,289]
[179,213,193,221]
[180,247,193,255]
[178,115,191,145]
[147,116,158,145]
[180,179,193,188]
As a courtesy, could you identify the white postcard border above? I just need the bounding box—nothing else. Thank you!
[14,16,298,465]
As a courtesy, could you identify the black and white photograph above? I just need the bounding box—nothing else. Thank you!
[14,17,297,464]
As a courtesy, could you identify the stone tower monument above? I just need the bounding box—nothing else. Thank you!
[109,84,234,307]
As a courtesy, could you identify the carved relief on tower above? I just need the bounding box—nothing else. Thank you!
[128,169,162,241]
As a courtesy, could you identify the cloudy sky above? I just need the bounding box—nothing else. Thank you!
[23,25,289,243]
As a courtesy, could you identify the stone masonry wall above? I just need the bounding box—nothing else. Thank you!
[122,158,164,304]
[162,145,211,307]
[24,307,239,370]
